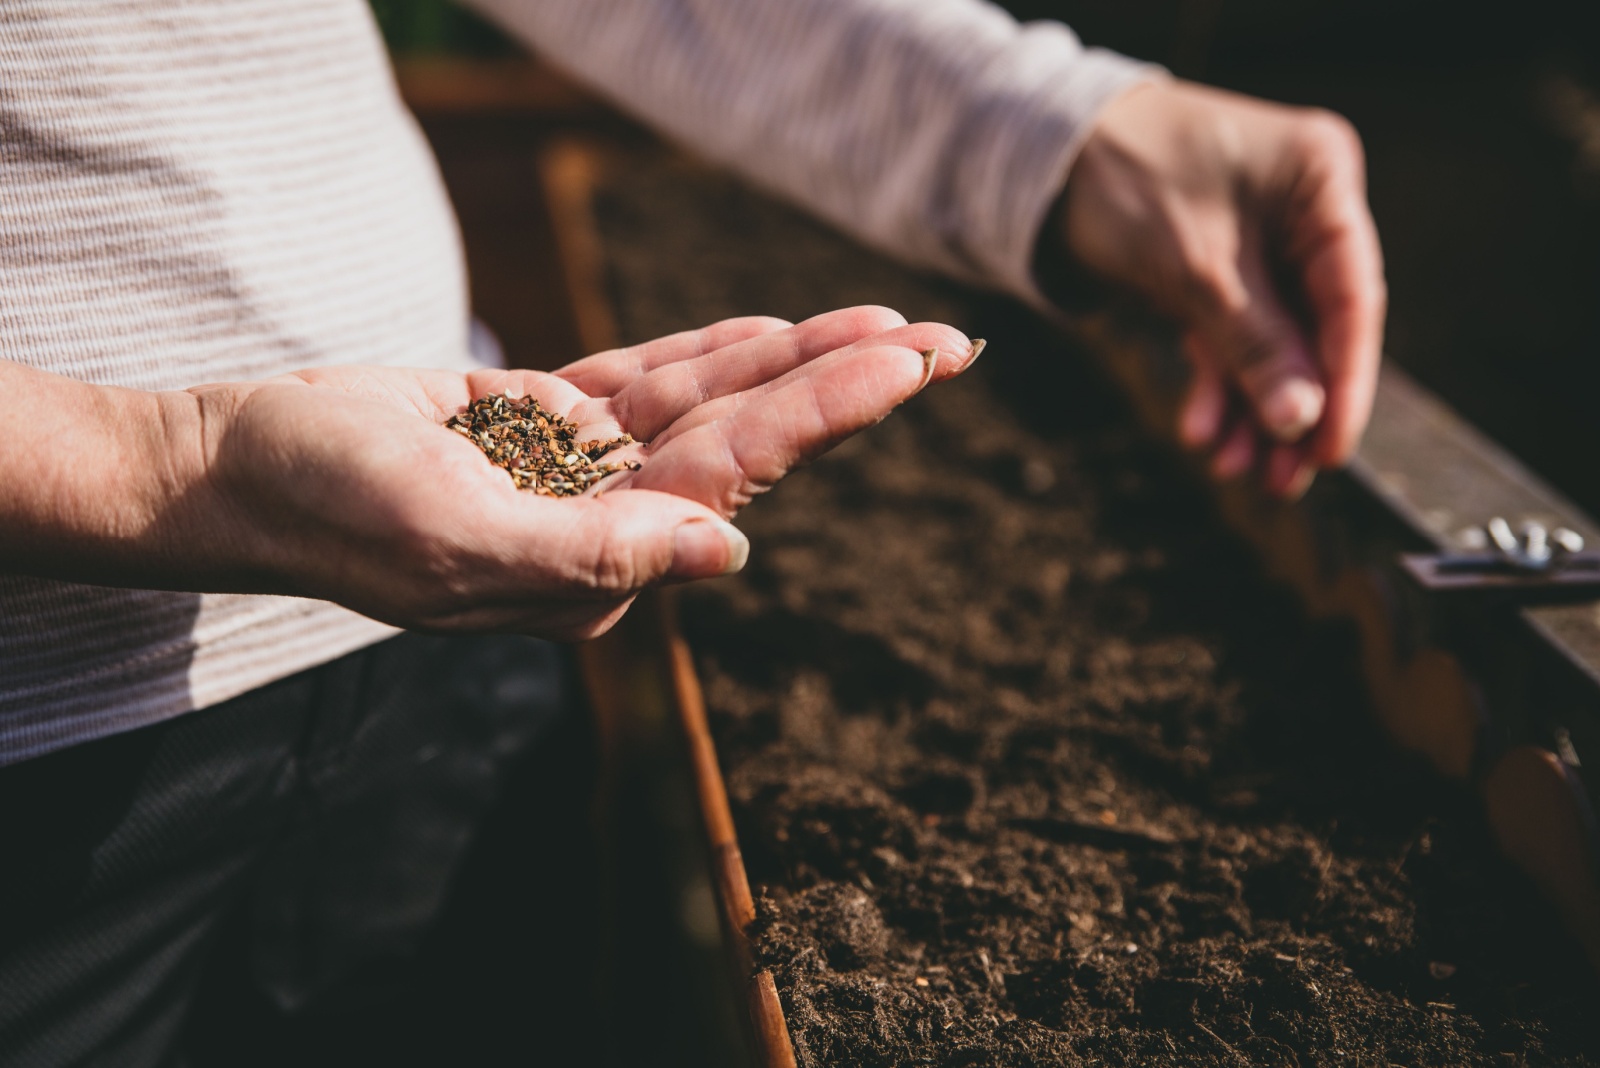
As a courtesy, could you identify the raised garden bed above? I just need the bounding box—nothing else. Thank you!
[591,156,1600,1066]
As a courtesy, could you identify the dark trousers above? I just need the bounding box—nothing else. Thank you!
[0,633,574,1068]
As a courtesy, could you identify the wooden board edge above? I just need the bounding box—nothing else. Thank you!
[544,140,799,1066]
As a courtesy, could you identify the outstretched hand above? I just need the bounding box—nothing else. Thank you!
[1057,80,1386,497]
[186,307,976,639]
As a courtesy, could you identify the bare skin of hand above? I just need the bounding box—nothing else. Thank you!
[1058,79,1387,497]
[0,306,976,640]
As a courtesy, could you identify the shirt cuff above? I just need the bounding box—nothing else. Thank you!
[946,34,1166,306]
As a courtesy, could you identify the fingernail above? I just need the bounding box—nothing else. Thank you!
[671,518,749,579]
[1261,379,1325,443]
[917,348,939,392]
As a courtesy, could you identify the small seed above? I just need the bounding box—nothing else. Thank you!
[444,394,640,498]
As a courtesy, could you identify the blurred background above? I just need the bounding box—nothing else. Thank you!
[374,0,1600,519]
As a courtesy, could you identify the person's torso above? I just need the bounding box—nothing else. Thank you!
[0,0,476,764]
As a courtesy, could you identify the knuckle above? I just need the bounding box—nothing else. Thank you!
[1296,108,1364,166]
[1163,216,1240,316]
[572,524,644,597]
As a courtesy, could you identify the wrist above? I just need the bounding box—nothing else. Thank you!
[1032,79,1171,315]
[0,360,253,590]
[144,384,262,587]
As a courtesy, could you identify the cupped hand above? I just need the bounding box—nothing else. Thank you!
[1057,80,1386,497]
[185,307,976,639]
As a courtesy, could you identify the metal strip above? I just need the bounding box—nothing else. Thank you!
[1352,364,1600,552]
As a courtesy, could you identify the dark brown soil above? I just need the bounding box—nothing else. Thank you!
[595,158,1600,1067]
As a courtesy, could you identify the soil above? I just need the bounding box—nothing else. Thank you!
[594,157,1600,1067]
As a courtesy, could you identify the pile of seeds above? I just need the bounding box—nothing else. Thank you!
[446,391,640,497]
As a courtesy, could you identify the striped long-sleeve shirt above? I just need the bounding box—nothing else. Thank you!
[0,0,1150,765]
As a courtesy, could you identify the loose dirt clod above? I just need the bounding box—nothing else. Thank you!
[446,391,639,496]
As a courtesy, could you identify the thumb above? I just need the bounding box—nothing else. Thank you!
[534,489,750,594]
[1189,243,1326,444]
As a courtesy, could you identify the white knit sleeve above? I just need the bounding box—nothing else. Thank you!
[461,0,1160,302]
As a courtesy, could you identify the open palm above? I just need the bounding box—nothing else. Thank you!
[189,307,975,639]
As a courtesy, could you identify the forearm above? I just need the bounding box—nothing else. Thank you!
[462,0,1156,301]
[0,360,236,589]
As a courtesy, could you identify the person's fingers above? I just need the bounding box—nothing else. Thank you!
[1263,441,1316,499]
[1209,416,1257,480]
[644,321,975,452]
[629,335,980,514]
[507,487,748,587]
[1179,362,1317,496]
[558,321,973,489]
[476,318,968,479]
[1186,234,1327,447]
[554,316,792,397]
[1178,334,1228,450]
[608,306,911,441]
[1282,119,1387,468]
[427,487,750,638]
